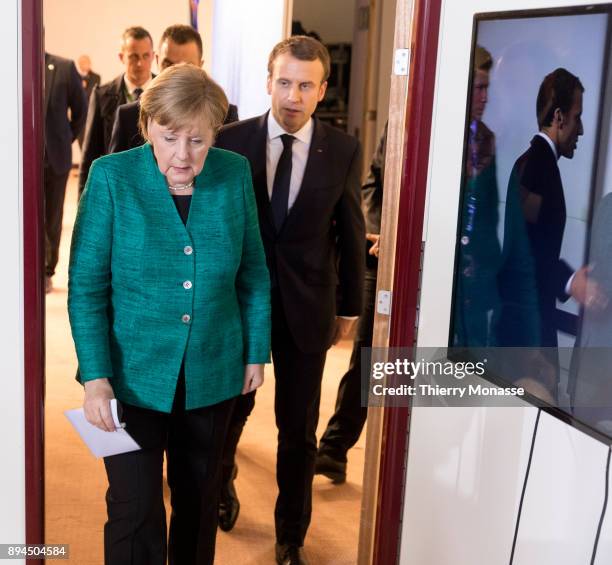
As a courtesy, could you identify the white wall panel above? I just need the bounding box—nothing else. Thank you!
[400,406,538,564]
[0,0,25,555]
[512,412,608,564]
[404,1,612,564]
[211,0,286,119]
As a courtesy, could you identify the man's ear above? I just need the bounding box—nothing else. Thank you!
[318,80,328,102]
[267,75,272,95]
[553,107,565,128]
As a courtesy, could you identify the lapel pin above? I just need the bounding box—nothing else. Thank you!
[48,64,55,70]
[317,148,323,153]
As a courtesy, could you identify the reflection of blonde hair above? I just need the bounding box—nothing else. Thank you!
[139,63,228,140]
[474,45,493,72]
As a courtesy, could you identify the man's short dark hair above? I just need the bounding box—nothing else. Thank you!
[268,35,331,82]
[121,26,153,48]
[536,68,584,129]
[160,24,203,59]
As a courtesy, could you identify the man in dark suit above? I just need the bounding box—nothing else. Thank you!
[497,68,593,395]
[315,122,386,484]
[78,26,154,194]
[109,24,239,154]
[216,36,364,564]
[44,52,87,292]
[76,54,101,148]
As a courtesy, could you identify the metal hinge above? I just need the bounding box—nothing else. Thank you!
[377,290,392,315]
[394,48,410,76]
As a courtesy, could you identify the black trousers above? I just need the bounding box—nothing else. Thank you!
[103,372,235,565]
[318,269,376,461]
[272,303,327,546]
[44,163,70,277]
[221,290,327,546]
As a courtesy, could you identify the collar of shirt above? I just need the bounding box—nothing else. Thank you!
[267,112,313,145]
[123,75,152,99]
[536,131,558,160]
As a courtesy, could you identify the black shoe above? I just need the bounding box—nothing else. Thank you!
[314,452,347,484]
[218,465,240,532]
[275,543,308,565]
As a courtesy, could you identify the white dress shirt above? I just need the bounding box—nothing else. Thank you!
[266,112,313,210]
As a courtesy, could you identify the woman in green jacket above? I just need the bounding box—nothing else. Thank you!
[68,64,271,565]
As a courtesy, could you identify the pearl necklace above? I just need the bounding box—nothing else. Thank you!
[168,180,194,192]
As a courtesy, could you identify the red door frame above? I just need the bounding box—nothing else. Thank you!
[372,0,442,563]
[23,0,45,557]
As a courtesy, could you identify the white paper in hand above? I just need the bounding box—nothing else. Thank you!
[65,399,141,458]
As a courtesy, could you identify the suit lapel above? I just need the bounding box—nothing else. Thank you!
[249,114,275,233]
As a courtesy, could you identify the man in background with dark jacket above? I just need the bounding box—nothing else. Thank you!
[44,52,87,292]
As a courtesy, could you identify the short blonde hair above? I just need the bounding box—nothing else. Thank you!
[139,63,229,140]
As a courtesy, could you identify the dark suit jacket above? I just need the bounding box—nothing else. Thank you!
[44,53,87,175]
[108,101,240,154]
[78,74,131,192]
[216,113,365,353]
[497,135,573,348]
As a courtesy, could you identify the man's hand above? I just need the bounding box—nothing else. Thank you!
[332,317,358,346]
[83,378,116,432]
[242,364,264,394]
[570,265,608,311]
[367,233,380,257]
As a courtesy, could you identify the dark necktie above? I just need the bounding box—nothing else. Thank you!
[270,134,295,232]
[133,87,143,100]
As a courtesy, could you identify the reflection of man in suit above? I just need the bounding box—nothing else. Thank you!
[78,26,154,194]
[498,68,588,351]
[76,55,100,148]
[216,36,364,564]
[109,24,239,154]
[44,53,87,292]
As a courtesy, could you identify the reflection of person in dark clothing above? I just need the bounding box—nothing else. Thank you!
[497,68,589,351]
[454,46,501,346]
[315,122,387,484]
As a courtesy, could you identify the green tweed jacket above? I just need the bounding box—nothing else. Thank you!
[68,143,271,412]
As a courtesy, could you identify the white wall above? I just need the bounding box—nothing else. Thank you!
[43,0,215,82]
[1,0,25,557]
[404,0,612,563]
[292,0,354,43]
[211,0,287,119]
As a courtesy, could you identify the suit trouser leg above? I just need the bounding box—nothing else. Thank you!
[272,293,327,546]
[44,164,70,277]
[220,390,256,484]
[318,270,376,461]
[103,405,169,565]
[167,379,235,565]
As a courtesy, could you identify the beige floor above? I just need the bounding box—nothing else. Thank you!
[45,173,365,564]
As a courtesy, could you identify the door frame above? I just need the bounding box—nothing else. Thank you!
[23,0,45,557]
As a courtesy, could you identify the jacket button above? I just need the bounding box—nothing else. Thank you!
[183,280,192,290]
[184,246,193,255]
[182,314,191,324]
